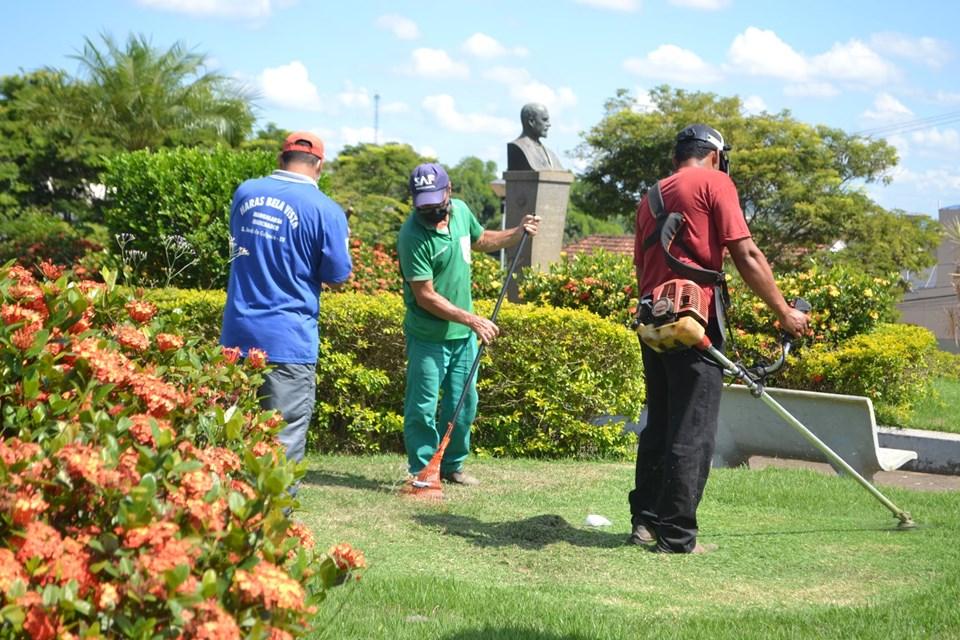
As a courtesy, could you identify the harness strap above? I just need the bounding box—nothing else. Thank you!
[642,180,732,342]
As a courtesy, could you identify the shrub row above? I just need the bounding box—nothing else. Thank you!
[0,263,362,638]
[150,289,646,459]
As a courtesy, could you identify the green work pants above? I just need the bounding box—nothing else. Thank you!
[403,334,478,475]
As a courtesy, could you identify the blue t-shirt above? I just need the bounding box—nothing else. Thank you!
[220,170,352,364]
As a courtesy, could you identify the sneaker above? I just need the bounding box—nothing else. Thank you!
[440,470,480,486]
[649,542,717,554]
[626,523,656,546]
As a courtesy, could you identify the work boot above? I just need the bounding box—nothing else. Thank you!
[441,470,480,486]
[649,542,718,554]
[626,523,656,546]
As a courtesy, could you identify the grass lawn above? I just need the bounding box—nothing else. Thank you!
[903,377,960,434]
[297,455,960,640]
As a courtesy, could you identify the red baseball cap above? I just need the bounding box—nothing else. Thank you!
[282,131,325,160]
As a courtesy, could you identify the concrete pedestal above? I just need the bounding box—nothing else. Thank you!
[503,170,573,299]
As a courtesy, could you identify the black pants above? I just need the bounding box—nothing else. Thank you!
[629,320,723,552]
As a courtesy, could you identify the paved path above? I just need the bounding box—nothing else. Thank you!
[749,456,960,492]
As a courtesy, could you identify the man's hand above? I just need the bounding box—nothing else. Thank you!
[778,307,810,338]
[469,315,500,345]
[518,214,541,238]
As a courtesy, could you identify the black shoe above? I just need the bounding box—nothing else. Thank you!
[626,523,656,546]
[440,470,480,486]
[649,542,717,554]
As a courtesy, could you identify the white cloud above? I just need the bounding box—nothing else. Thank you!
[783,82,839,98]
[632,88,657,113]
[911,127,960,151]
[258,61,322,111]
[408,48,469,79]
[575,0,639,11]
[380,100,409,114]
[338,83,370,108]
[624,45,718,84]
[726,28,898,88]
[728,27,808,80]
[742,95,767,115]
[417,145,438,159]
[462,33,527,58]
[812,39,899,85]
[375,14,419,40]
[483,66,577,113]
[885,134,909,160]
[932,90,960,105]
[339,126,377,147]
[862,93,913,122]
[871,32,951,69]
[421,95,514,136]
[135,0,289,18]
[669,0,730,9]
[890,166,960,192]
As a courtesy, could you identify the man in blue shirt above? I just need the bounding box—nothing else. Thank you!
[221,131,352,466]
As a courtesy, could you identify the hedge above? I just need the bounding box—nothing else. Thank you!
[775,323,939,425]
[102,147,282,289]
[150,289,645,459]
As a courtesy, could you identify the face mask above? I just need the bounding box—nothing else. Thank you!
[418,203,450,224]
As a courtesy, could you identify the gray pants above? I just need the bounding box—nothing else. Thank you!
[259,362,317,464]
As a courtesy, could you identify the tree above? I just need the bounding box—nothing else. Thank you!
[241,122,290,153]
[328,142,431,204]
[446,156,500,226]
[575,86,935,275]
[327,143,432,247]
[0,70,113,219]
[67,33,255,150]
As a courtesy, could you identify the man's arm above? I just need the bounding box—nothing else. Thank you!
[472,215,540,253]
[409,279,500,344]
[726,237,809,337]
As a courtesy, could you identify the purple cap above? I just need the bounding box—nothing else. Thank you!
[409,163,450,208]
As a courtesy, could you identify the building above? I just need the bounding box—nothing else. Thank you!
[898,205,960,352]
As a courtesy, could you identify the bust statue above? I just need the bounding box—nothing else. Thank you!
[507,102,564,171]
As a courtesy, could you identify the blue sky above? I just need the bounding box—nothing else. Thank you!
[3,0,959,216]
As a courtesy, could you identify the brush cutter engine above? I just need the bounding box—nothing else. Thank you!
[636,278,709,352]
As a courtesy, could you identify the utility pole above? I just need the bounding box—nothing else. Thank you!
[374,93,380,145]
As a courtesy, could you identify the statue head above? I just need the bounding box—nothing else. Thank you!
[520,103,551,141]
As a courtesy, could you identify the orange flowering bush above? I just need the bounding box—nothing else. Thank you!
[0,262,363,638]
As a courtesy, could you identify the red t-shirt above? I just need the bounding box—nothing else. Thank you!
[633,166,751,317]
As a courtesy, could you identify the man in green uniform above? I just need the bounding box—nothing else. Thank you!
[398,163,539,485]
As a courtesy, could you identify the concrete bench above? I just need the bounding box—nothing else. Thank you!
[715,385,918,481]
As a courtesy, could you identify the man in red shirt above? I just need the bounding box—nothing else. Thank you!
[629,124,809,553]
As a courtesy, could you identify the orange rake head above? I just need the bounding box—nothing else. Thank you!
[399,422,453,501]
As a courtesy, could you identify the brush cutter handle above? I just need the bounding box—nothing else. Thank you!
[745,297,812,380]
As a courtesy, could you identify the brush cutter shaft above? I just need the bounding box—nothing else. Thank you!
[442,230,530,445]
[704,344,914,526]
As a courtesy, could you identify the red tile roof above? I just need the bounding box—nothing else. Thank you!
[563,234,635,256]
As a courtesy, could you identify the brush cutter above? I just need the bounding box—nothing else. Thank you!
[636,282,916,529]
[401,230,530,501]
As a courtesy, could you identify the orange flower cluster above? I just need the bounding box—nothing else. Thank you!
[125,299,157,323]
[128,414,176,447]
[233,561,307,611]
[113,323,150,352]
[185,599,242,640]
[128,371,185,417]
[246,347,268,369]
[156,332,185,351]
[327,542,367,572]
[221,346,242,364]
[0,264,362,637]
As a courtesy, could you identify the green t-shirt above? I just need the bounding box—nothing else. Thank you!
[398,199,485,342]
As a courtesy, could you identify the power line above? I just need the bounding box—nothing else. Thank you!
[853,109,960,137]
